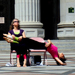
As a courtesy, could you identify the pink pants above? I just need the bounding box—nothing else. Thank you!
[17,54,27,59]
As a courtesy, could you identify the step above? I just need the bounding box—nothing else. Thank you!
[0,52,75,66]
[0,40,75,52]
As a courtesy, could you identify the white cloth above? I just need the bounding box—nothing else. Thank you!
[7,35,13,39]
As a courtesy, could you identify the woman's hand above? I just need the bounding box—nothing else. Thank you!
[11,35,15,40]
[18,36,22,41]
[12,35,22,41]
[55,57,66,66]
[62,63,66,66]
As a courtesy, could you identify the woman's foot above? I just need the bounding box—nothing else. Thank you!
[3,34,13,39]
[3,34,8,37]
[3,37,13,43]
[17,58,21,67]
[17,64,21,67]
[23,65,27,67]
[45,39,51,47]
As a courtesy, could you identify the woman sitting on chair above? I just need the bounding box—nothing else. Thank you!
[6,18,27,67]
[3,34,67,66]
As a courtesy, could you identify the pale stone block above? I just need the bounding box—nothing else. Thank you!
[58,0,75,39]
[15,0,44,38]
[60,0,66,3]
[21,28,45,38]
[66,0,75,3]
[60,0,75,23]
[58,0,75,26]
[57,28,75,39]
[60,16,66,22]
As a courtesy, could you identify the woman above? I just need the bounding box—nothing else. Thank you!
[6,18,27,67]
[3,34,67,66]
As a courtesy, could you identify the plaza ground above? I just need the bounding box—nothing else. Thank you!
[0,52,75,75]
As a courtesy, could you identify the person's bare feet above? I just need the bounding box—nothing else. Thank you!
[3,34,14,39]
[23,65,27,67]
[17,64,21,67]
[3,34,8,37]
[17,58,21,67]
[3,37,13,43]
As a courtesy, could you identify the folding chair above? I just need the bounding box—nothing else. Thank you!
[10,37,48,66]
[10,50,17,66]
[28,37,47,65]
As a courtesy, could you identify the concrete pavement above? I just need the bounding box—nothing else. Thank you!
[0,52,75,75]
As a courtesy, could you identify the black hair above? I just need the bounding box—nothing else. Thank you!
[55,56,67,65]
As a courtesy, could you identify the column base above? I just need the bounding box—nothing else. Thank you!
[20,22,43,28]
[21,28,45,38]
[58,22,75,28]
[20,22,45,38]
[57,28,75,39]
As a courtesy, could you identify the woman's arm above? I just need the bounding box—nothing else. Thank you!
[50,40,55,45]
[17,31,26,41]
[22,31,26,38]
[55,57,66,65]
[8,32,11,35]
[8,31,26,41]
[47,39,55,45]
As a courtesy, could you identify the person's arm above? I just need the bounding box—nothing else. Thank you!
[17,31,26,41]
[8,32,19,43]
[50,40,55,45]
[8,32,11,35]
[51,42,55,45]
[22,31,26,38]
[48,39,55,45]
[11,31,26,43]
[55,57,66,65]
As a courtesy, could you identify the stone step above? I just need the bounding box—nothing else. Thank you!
[1,40,75,43]
[0,53,75,66]
[0,59,72,64]
[0,40,75,52]
[1,40,75,44]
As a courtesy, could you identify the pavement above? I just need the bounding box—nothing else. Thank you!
[0,52,75,75]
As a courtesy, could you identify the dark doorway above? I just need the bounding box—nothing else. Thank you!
[40,0,60,40]
[0,0,14,40]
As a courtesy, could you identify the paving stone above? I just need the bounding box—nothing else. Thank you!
[0,41,75,75]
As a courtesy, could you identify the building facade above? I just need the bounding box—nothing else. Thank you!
[57,0,75,39]
[1,0,74,40]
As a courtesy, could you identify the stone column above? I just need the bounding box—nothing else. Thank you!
[57,0,75,39]
[15,0,44,38]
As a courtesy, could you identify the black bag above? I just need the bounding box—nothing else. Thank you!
[30,55,41,66]
[34,55,41,65]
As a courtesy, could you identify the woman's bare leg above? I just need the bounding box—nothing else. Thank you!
[17,58,21,67]
[23,59,27,67]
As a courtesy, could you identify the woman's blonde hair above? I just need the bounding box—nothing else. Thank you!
[9,18,20,30]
